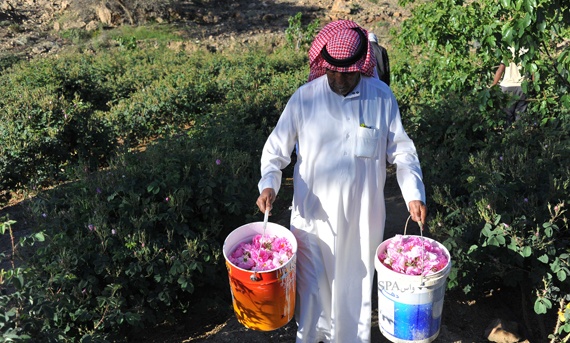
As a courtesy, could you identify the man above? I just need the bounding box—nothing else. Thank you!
[491,46,530,122]
[368,32,391,86]
[256,20,427,343]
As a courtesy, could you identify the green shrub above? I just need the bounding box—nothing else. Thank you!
[59,28,94,45]
[0,89,116,199]
[285,12,320,50]
[109,24,184,45]
[209,48,307,137]
[0,40,310,340]
[0,41,306,204]
[392,0,570,339]
[1,122,260,341]
[0,53,23,72]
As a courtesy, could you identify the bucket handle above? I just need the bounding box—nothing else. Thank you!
[403,215,427,286]
[403,215,423,236]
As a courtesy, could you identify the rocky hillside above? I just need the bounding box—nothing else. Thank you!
[0,0,409,60]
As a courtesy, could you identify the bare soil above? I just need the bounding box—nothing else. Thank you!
[0,0,545,342]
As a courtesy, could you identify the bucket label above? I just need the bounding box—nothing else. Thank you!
[378,280,416,294]
[378,286,445,341]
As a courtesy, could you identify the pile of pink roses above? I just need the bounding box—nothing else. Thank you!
[378,234,449,276]
[229,234,294,271]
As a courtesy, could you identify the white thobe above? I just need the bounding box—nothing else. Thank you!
[258,75,425,343]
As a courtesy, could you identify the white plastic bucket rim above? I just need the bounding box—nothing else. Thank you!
[375,235,451,288]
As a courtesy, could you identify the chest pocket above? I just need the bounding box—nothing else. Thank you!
[355,126,380,158]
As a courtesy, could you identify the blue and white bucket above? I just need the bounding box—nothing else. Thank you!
[374,236,451,343]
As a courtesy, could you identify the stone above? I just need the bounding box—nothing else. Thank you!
[31,45,47,54]
[331,0,352,14]
[95,4,113,26]
[85,20,99,32]
[484,318,524,343]
[60,0,70,11]
[167,41,184,51]
[0,1,14,11]
[262,14,275,22]
[62,20,86,30]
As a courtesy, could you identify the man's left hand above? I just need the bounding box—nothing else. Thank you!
[408,200,427,229]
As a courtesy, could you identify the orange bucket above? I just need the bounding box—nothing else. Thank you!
[223,222,297,331]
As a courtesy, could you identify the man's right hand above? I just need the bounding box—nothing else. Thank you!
[256,188,276,214]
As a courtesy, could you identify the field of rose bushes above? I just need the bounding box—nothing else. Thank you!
[1,0,569,341]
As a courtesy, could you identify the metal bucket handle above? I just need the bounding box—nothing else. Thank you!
[402,215,423,236]
[403,215,427,286]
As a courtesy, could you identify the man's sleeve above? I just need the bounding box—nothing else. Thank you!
[258,93,299,195]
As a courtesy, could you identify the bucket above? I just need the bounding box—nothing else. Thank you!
[375,219,451,343]
[223,221,297,331]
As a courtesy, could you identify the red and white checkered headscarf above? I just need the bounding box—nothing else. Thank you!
[308,20,376,82]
